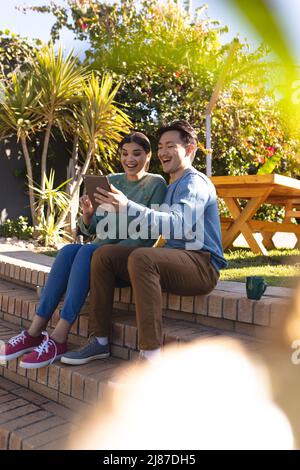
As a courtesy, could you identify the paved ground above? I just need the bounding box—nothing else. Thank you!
[0,243,54,267]
[0,375,79,450]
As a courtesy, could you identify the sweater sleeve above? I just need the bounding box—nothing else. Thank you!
[78,214,97,237]
[146,177,167,207]
[78,209,109,239]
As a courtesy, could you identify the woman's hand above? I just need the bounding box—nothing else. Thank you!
[94,184,128,213]
[80,195,94,225]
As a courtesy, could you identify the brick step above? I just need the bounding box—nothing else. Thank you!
[0,315,266,413]
[0,274,279,367]
[0,252,50,291]
[0,272,289,342]
[0,249,293,299]
[0,319,129,413]
[0,278,249,355]
[0,375,81,450]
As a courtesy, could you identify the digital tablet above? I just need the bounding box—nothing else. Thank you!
[83,175,111,211]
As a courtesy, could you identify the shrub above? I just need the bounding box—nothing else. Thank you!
[0,216,34,240]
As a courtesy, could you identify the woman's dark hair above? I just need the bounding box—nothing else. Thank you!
[118,131,152,155]
[157,120,198,146]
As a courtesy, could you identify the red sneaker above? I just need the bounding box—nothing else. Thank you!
[0,330,45,362]
[19,332,68,369]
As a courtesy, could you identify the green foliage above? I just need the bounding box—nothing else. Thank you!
[21,0,300,178]
[0,73,41,140]
[0,30,42,79]
[30,169,72,246]
[228,0,300,133]
[31,43,85,124]
[209,90,300,177]
[0,216,34,240]
[72,72,132,172]
[31,169,72,216]
[0,39,132,243]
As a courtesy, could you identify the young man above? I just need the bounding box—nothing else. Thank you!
[61,120,227,364]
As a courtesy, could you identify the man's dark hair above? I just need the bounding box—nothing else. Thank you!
[157,120,198,147]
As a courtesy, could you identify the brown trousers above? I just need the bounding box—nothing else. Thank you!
[89,245,219,350]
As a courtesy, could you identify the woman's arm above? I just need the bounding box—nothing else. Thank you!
[78,214,97,237]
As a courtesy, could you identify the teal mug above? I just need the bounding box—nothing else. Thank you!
[246,276,267,300]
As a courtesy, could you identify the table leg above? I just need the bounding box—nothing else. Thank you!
[223,197,269,255]
[262,232,276,250]
[282,201,300,249]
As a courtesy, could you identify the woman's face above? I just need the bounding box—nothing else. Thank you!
[120,142,151,179]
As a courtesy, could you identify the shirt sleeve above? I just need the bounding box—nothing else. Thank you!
[127,174,210,243]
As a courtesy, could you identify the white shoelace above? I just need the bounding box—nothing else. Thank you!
[34,331,58,364]
[8,330,27,346]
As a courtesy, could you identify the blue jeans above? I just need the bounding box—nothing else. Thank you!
[36,244,99,324]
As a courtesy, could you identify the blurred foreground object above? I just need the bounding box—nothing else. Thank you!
[72,338,294,450]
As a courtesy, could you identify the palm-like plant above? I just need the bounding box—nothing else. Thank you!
[0,43,131,246]
[55,72,132,232]
[0,73,41,225]
[31,43,87,221]
[30,169,72,246]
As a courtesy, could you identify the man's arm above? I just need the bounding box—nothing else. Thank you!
[127,175,209,243]
[94,175,210,243]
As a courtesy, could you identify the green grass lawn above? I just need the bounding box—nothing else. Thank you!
[222,248,300,287]
[43,247,300,288]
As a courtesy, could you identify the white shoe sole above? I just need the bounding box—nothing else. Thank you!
[0,347,36,362]
[60,353,110,365]
[19,354,64,369]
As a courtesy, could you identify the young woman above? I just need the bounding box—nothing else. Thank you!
[0,132,167,368]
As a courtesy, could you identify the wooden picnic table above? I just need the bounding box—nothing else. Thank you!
[210,174,300,255]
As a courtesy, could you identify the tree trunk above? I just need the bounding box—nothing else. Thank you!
[55,147,94,233]
[21,136,37,226]
[37,120,52,223]
[66,135,80,241]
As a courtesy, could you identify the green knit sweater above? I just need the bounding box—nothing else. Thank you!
[78,172,167,247]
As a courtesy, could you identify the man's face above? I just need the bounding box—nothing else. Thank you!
[157,130,191,176]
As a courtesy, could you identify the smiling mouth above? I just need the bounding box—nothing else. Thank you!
[162,159,172,164]
[125,164,138,169]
